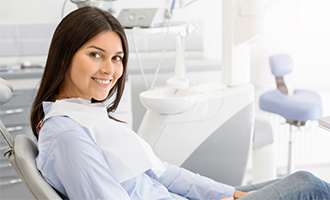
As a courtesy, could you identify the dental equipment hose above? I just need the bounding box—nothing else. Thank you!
[132,0,175,91]
[149,17,173,90]
[184,0,200,7]
[132,27,150,90]
[150,0,176,90]
[61,0,68,18]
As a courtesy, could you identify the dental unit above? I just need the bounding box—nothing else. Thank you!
[137,0,282,186]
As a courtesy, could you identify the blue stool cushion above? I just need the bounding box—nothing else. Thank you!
[260,89,323,122]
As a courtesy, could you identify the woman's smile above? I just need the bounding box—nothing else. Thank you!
[92,77,112,86]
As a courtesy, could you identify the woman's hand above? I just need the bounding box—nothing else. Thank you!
[221,196,234,200]
[221,190,256,200]
[234,190,250,199]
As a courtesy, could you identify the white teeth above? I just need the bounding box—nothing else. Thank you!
[93,78,110,84]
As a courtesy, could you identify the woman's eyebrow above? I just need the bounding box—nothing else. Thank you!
[87,46,124,55]
[87,45,106,52]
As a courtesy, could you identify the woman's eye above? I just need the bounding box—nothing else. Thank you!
[113,56,122,62]
[91,52,101,58]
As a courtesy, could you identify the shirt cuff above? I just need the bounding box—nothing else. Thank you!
[211,182,235,200]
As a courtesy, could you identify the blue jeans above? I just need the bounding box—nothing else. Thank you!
[236,171,330,199]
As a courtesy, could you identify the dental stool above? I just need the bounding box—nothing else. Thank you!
[259,54,323,175]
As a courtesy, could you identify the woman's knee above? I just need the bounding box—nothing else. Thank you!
[289,171,315,181]
[289,171,320,188]
[291,171,315,180]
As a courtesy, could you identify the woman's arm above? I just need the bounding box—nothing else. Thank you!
[146,161,236,200]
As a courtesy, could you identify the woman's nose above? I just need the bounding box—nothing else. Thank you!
[101,60,114,75]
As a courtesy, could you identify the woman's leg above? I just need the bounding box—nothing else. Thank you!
[238,171,330,199]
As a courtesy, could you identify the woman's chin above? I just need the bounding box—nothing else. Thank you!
[92,95,108,102]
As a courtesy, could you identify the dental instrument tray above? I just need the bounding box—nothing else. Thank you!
[318,116,330,132]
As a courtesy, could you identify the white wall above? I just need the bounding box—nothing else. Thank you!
[0,0,76,24]
[250,0,330,90]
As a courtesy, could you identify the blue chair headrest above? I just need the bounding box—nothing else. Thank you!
[269,54,294,77]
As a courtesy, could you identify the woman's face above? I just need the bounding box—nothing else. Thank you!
[59,31,124,101]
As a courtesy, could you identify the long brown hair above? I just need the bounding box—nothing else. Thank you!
[30,6,129,139]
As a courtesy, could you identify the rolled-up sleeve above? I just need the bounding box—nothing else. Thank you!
[146,161,235,200]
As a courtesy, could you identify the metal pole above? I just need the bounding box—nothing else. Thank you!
[287,125,294,174]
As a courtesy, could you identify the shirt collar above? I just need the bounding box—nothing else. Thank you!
[42,101,54,115]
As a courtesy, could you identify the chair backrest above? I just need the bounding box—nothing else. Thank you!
[269,54,294,95]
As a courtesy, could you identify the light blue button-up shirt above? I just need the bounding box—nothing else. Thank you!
[36,102,235,200]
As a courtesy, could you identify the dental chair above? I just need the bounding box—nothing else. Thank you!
[259,54,323,174]
[0,78,63,200]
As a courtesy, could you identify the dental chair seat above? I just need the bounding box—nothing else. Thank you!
[260,89,322,122]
